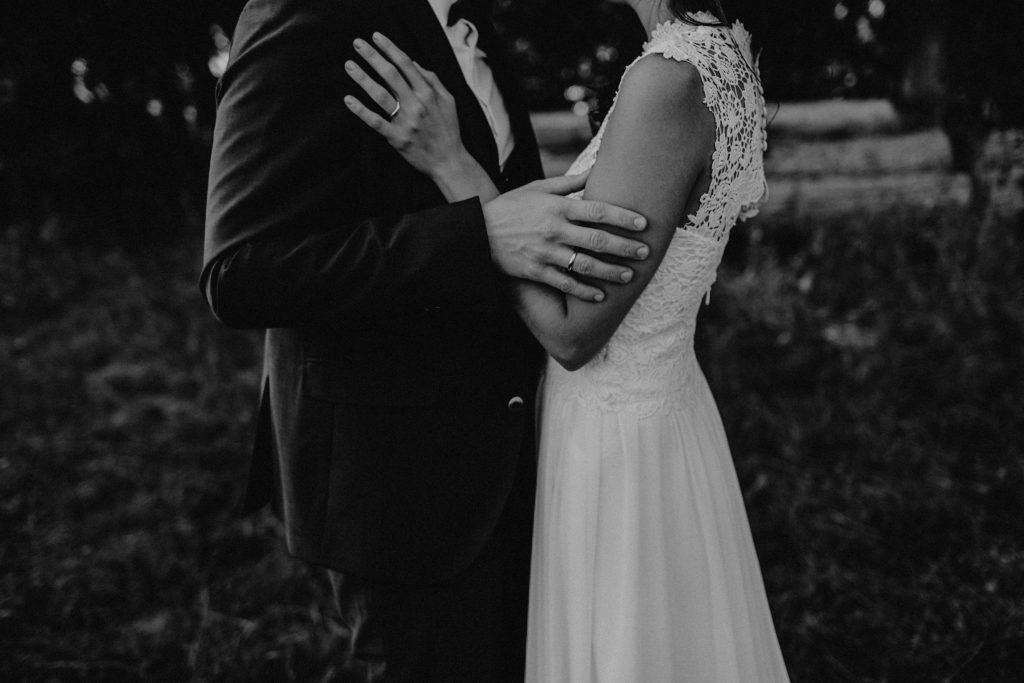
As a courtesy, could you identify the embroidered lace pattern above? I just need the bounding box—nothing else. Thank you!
[547,15,768,418]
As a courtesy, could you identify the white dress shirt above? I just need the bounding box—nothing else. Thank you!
[427,0,515,168]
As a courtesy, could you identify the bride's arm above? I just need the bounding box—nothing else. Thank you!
[514,55,715,369]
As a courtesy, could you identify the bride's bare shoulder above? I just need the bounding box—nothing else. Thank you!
[615,53,708,123]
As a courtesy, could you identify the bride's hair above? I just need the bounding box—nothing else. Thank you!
[669,0,728,25]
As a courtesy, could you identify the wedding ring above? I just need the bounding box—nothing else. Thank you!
[565,250,579,273]
[387,99,401,121]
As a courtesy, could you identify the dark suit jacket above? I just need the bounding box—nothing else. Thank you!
[202,0,545,583]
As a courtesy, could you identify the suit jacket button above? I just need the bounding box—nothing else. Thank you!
[507,396,524,413]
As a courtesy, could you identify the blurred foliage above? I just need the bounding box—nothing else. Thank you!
[2,196,1023,679]
[493,0,893,115]
[0,1,244,245]
[2,1,1023,244]
[880,0,1024,127]
[495,0,1024,118]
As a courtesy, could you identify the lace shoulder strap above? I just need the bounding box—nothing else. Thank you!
[592,20,723,158]
[642,18,769,233]
[580,17,769,239]
[643,20,732,117]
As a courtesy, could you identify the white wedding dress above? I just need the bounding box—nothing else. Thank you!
[525,16,790,682]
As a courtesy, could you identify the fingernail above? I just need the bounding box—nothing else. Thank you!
[637,246,649,258]
[343,95,354,106]
[345,61,356,71]
[621,270,633,282]
[372,32,384,43]
[354,38,367,49]
[594,292,605,302]
[634,217,646,229]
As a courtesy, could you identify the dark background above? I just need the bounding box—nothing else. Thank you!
[1,0,1021,244]
[2,1,1023,680]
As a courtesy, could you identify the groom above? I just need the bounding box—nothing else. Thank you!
[201,0,647,679]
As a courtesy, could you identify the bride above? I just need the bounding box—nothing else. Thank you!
[343,0,790,679]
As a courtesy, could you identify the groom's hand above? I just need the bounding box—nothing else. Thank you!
[482,173,650,302]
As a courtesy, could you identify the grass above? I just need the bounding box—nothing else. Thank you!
[1,196,1023,678]
[702,205,1024,681]
[0,228,344,681]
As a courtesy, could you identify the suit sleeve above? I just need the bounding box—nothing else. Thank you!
[200,5,501,329]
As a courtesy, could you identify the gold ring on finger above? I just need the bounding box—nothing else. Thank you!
[388,99,401,121]
[565,249,579,274]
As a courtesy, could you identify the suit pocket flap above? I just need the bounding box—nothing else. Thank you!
[302,358,439,406]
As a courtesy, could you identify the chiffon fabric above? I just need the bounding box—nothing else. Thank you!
[525,15,789,682]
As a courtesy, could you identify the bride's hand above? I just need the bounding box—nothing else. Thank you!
[344,33,468,181]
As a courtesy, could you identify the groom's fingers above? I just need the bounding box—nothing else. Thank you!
[343,95,392,135]
[556,247,635,285]
[564,199,649,234]
[530,172,590,196]
[345,61,399,117]
[536,266,605,303]
[353,38,414,102]
[413,62,452,99]
[371,32,430,97]
[528,175,648,234]
[559,222,651,261]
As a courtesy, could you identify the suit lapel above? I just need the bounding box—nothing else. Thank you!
[474,19,545,185]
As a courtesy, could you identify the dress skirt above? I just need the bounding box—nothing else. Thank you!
[525,361,790,682]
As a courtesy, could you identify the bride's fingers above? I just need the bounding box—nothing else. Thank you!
[371,32,430,97]
[413,61,454,101]
[343,94,392,136]
[353,38,414,102]
[345,61,399,117]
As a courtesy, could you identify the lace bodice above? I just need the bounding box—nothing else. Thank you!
[546,15,768,417]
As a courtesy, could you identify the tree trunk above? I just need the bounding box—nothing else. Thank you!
[898,10,949,128]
